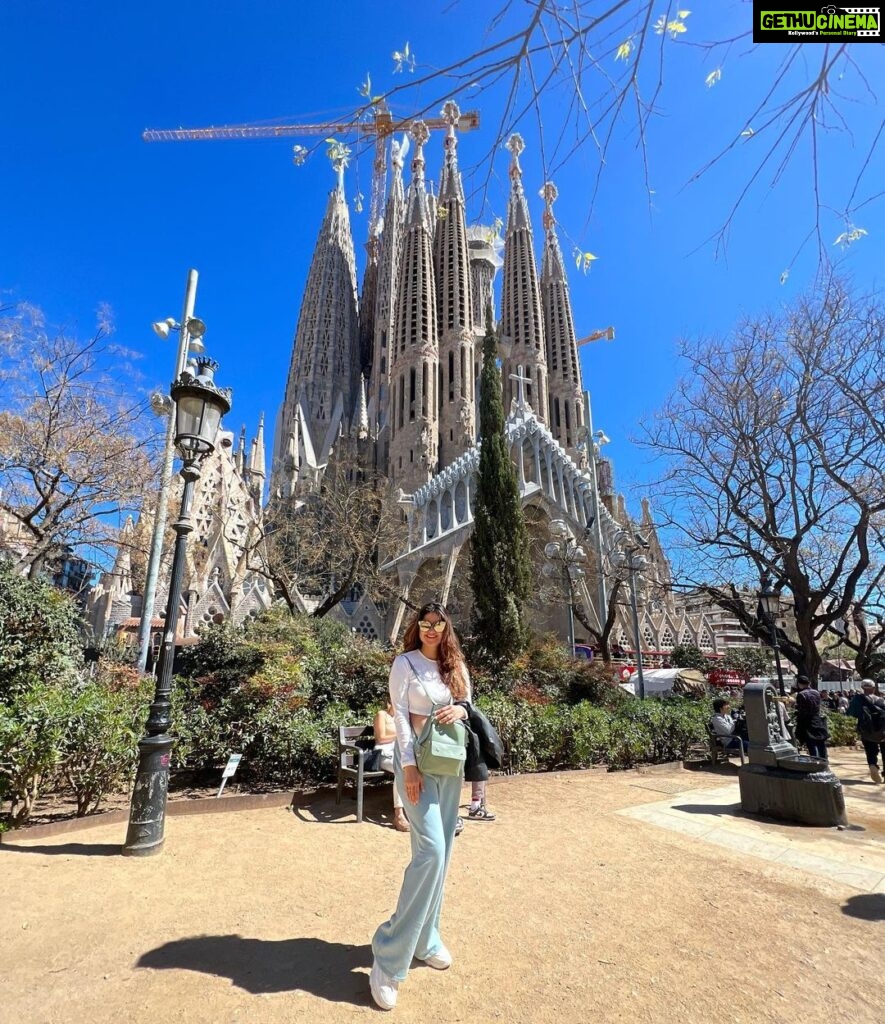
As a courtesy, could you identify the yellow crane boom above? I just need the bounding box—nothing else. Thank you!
[143,107,481,244]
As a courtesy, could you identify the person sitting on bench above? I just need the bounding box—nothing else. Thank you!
[710,697,749,754]
[374,701,410,833]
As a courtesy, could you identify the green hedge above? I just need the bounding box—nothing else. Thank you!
[477,692,710,772]
[9,603,868,829]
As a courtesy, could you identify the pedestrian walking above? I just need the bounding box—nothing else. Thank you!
[370,602,470,1011]
[847,679,885,783]
[794,676,829,761]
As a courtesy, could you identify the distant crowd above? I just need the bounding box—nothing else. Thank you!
[710,678,885,784]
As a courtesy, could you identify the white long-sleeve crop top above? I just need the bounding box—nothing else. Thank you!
[388,650,471,767]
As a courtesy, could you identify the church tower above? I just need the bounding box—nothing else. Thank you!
[271,155,359,497]
[499,134,549,422]
[388,122,439,492]
[433,101,475,468]
[540,181,585,459]
[367,137,406,475]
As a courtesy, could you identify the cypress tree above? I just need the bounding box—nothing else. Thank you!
[468,308,532,661]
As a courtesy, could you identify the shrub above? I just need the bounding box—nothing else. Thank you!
[476,692,709,774]
[826,711,858,748]
[0,561,83,702]
[0,681,69,823]
[476,692,539,773]
[62,679,150,815]
[244,701,362,787]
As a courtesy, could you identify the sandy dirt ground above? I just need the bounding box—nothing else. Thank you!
[2,755,882,1024]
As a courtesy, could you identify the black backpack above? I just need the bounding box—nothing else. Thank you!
[859,698,885,743]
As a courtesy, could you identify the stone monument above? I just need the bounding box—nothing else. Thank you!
[738,681,847,827]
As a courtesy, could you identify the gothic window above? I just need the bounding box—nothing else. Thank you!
[410,368,417,421]
[449,351,455,401]
[642,626,654,648]
[355,615,378,640]
[398,375,405,429]
[554,398,561,428]
[680,628,692,645]
[460,347,467,398]
[699,629,714,651]
[660,628,675,650]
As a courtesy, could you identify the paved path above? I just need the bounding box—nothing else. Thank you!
[2,750,881,1024]
[620,750,885,893]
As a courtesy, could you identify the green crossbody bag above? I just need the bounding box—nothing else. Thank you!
[404,656,467,777]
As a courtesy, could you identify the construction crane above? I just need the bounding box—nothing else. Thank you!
[143,103,481,251]
[577,326,615,347]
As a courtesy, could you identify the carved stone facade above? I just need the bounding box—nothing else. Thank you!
[85,421,275,644]
[262,107,720,650]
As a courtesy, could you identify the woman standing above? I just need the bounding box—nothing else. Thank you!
[370,602,470,1011]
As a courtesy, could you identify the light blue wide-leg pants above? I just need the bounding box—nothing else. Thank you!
[372,749,463,982]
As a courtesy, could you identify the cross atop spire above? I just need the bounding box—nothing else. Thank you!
[439,101,463,201]
[541,181,559,232]
[411,120,429,180]
[327,141,350,194]
[507,133,525,181]
[442,100,460,139]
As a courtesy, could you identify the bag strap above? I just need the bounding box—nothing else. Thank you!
[402,654,452,709]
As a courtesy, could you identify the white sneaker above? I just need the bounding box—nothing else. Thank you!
[871,765,883,784]
[421,945,453,970]
[370,960,399,1010]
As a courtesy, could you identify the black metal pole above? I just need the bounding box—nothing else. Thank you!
[123,462,199,856]
[770,614,786,697]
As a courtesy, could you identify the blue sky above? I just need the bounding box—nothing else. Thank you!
[2,1,883,514]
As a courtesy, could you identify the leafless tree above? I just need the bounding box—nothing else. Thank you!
[0,304,159,579]
[332,3,882,263]
[235,461,415,618]
[641,274,885,682]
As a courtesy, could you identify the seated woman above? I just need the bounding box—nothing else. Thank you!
[710,697,749,754]
[374,701,410,832]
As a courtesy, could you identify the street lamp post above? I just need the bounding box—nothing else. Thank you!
[136,269,207,674]
[543,520,588,656]
[123,356,231,857]
[613,533,649,700]
[759,572,786,697]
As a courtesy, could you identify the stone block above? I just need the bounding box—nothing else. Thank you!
[738,764,847,828]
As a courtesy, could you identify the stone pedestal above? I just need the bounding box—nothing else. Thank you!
[738,764,847,827]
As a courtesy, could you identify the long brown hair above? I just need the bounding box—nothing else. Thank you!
[402,601,468,699]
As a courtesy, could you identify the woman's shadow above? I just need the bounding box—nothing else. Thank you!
[137,935,372,1004]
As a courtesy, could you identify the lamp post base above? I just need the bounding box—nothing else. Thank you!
[122,733,173,857]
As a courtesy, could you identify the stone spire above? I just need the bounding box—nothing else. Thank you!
[433,101,475,468]
[368,135,407,472]
[112,515,135,592]
[499,134,549,422]
[271,153,359,497]
[352,373,369,441]
[540,181,585,459]
[388,122,439,492]
[358,237,379,378]
[235,425,247,475]
[248,413,266,502]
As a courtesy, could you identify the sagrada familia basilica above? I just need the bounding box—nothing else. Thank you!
[84,102,719,658]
